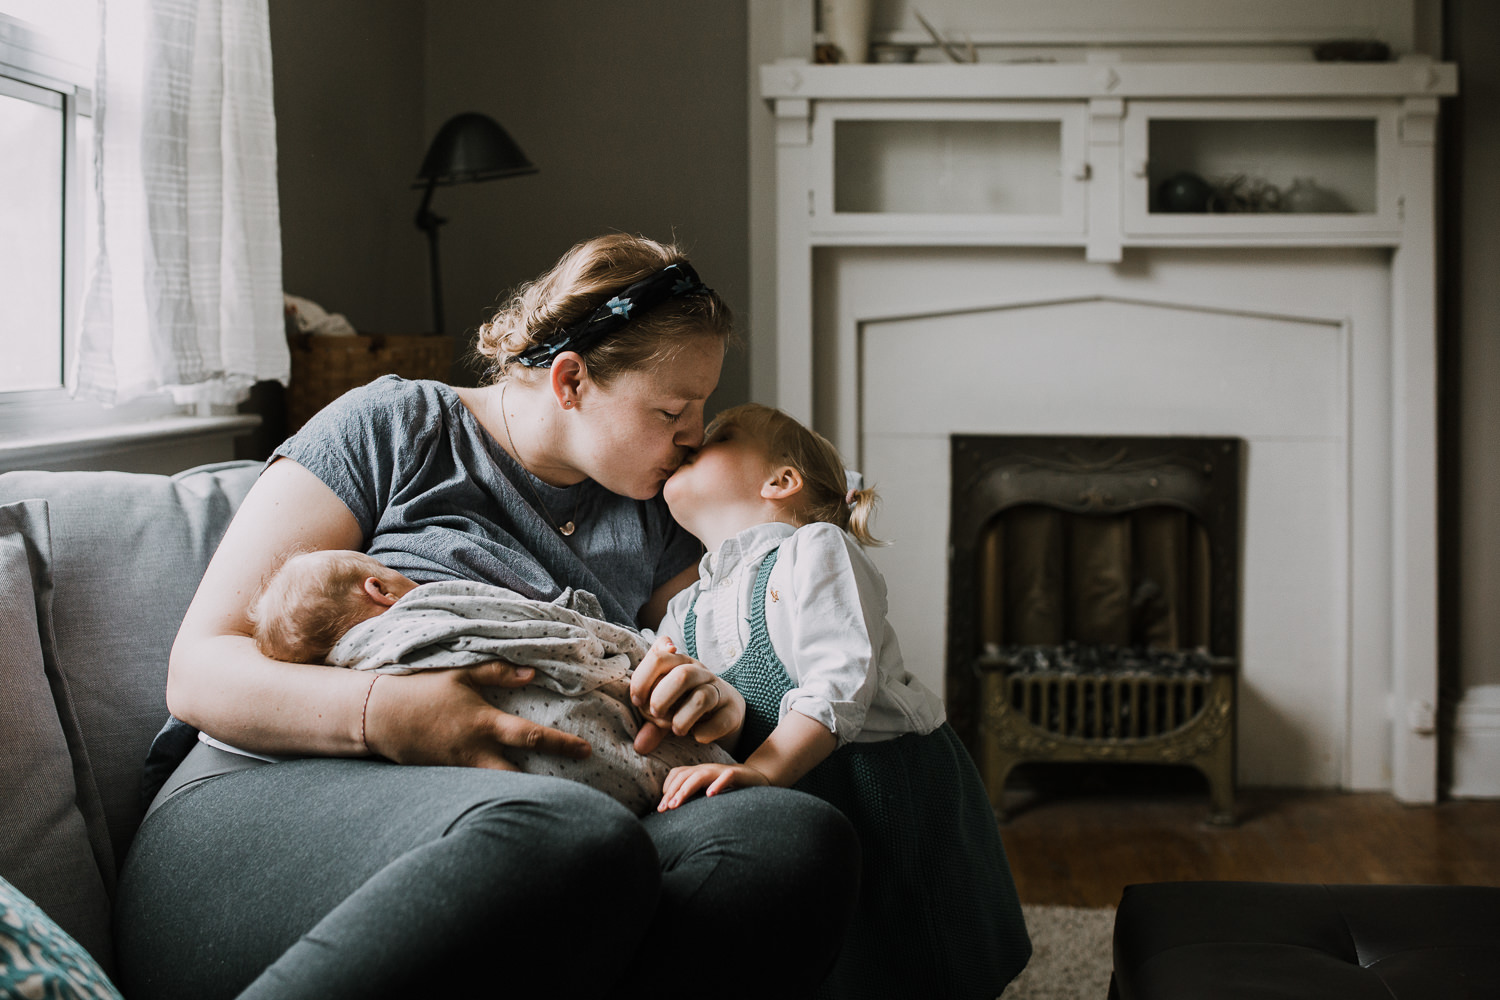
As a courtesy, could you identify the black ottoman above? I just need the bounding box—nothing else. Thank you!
[1109,881,1500,999]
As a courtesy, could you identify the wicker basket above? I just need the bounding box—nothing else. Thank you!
[285,332,455,432]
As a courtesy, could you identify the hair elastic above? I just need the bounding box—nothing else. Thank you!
[514,262,712,368]
[844,469,864,508]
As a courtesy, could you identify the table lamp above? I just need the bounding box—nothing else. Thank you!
[413,112,537,337]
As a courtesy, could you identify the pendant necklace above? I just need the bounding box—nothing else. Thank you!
[496,382,582,536]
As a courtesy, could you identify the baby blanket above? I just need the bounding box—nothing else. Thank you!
[328,580,732,814]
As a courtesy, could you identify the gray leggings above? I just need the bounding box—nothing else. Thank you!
[114,757,860,999]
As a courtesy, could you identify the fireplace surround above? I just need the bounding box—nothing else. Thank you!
[760,54,1453,799]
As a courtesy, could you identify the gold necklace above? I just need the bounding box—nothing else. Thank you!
[497,382,581,536]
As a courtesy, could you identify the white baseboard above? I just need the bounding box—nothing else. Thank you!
[1450,684,1500,798]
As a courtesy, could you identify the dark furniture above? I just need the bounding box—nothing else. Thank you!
[1110,881,1500,999]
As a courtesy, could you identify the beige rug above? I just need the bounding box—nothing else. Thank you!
[1000,905,1117,1000]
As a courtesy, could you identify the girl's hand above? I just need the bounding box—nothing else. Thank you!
[630,636,744,753]
[363,662,592,769]
[657,762,770,811]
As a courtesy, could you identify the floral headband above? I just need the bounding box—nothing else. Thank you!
[514,262,713,369]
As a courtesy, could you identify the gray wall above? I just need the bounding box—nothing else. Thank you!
[269,0,751,409]
[1446,0,1500,699]
[269,0,429,334]
[419,2,749,404]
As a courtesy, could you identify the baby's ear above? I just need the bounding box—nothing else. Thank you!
[363,576,401,607]
[762,465,804,501]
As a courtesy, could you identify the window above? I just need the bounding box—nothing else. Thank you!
[0,5,178,438]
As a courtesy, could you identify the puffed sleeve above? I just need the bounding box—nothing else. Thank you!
[774,523,888,745]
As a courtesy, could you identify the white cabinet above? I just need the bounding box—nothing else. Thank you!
[1121,100,1401,239]
[810,101,1088,240]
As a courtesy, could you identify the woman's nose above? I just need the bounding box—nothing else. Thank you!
[676,410,706,450]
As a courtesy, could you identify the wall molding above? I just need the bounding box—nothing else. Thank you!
[1450,684,1500,797]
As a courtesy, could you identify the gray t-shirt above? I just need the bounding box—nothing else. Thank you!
[142,376,701,796]
[274,375,701,629]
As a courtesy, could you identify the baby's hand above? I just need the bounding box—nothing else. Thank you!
[657,762,769,811]
[630,636,744,754]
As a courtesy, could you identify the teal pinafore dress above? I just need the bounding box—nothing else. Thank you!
[684,544,1031,1000]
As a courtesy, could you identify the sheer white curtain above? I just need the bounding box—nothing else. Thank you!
[77,0,287,408]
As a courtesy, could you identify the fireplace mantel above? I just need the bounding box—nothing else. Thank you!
[761,59,1455,801]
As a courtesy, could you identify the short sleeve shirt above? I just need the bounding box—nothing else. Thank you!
[273,376,702,628]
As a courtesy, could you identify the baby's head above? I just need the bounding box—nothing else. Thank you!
[664,403,882,546]
[249,549,418,663]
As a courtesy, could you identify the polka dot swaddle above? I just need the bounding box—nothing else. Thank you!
[328,580,733,814]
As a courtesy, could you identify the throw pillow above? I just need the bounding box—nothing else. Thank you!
[0,500,114,973]
[0,874,121,1000]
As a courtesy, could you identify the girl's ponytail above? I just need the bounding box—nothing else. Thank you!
[845,486,883,547]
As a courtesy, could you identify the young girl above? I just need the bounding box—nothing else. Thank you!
[632,403,1031,1000]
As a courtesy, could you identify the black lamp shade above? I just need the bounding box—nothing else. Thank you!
[413,112,536,187]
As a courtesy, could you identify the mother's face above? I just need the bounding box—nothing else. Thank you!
[576,334,725,500]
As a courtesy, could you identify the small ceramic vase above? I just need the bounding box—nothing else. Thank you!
[820,0,872,64]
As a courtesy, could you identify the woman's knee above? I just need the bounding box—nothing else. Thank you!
[726,787,859,883]
[450,778,660,899]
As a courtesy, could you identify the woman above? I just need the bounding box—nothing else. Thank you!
[116,235,861,1000]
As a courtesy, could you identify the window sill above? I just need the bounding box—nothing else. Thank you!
[0,413,261,473]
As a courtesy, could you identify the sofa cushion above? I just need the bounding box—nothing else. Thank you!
[0,461,262,879]
[0,874,122,1000]
[0,500,115,972]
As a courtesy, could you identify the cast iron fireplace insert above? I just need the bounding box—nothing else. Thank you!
[947,435,1243,824]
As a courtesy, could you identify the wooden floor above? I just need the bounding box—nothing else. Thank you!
[997,776,1500,909]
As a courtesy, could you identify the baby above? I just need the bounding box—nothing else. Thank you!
[248,548,733,814]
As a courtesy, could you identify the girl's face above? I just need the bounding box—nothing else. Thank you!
[662,421,775,528]
[575,334,725,500]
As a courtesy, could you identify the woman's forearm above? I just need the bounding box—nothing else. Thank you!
[167,634,374,756]
[742,711,837,788]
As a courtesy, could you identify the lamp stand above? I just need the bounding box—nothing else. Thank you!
[415,178,446,337]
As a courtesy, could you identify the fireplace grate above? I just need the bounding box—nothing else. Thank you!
[974,645,1237,824]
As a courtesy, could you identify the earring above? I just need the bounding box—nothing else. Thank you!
[563,400,575,409]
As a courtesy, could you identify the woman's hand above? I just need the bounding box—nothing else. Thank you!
[363,662,592,769]
[657,762,769,811]
[630,636,743,754]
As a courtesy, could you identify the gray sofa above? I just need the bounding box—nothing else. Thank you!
[0,459,263,981]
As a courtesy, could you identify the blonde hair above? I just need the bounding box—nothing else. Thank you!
[476,233,734,385]
[705,403,884,546]
[248,550,384,663]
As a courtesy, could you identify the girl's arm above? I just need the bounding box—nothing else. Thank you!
[657,711,836,809]
[168,458,590,766]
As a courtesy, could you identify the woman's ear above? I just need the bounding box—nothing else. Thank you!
[549,351,586,410]
[761,466,804,501]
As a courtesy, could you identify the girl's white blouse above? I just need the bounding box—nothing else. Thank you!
[657,521,946,746]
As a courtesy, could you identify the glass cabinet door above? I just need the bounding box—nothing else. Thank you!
[1122,100,1398,238]
[811,101,1087,239]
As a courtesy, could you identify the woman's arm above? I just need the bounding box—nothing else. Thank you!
[167,458,590,766]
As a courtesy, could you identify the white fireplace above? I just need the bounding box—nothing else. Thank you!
[759,54,1455,800]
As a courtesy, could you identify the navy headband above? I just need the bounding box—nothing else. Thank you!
[513,262,713,369]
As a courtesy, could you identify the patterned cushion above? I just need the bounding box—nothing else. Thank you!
[0,874,121,1000]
